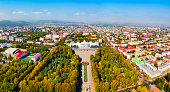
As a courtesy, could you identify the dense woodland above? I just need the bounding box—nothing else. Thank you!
[0,45,80,92]
[0,60,37,91]
[15,31,47,41]
[0,31,169,92]
[14,43,52,53]
[153,73,170,92]
[69,33,99,42]
[19,45,80,92]
[90,46,139,92]
[0,34,80,92]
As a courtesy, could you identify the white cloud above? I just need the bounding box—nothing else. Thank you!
[47,12,51,14]
[88,14,96,16]
[44,12,51,16]
[32,12,43,15]
[32,10,50,15]
[12,11,24,14]
[43,10,51,16]
[12,11,16,14]
[74,12,81,16]
[44,9,48,12]
[11,9,51,16]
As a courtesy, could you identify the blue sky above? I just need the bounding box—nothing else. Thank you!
[0,0,170,25]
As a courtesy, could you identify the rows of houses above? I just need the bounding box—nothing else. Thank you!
[132,56,170,79]
[117,43,170,79]
[0,35,28,42]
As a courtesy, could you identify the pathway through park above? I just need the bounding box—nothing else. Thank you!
[74,47,97,92]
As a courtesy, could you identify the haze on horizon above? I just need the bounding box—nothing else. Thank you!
[0,0,170,25]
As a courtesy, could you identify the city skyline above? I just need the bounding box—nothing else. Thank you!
[0,0,170,25]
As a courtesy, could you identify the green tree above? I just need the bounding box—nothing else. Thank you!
[8,54,13,61]
[154,62,158,70]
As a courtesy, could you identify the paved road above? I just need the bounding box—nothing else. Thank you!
[102,37,111,46]
[117,84,141,91]
[129,60,150,83]
[74,47,97,92]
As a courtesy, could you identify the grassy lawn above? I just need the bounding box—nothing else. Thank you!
[132,57,145,64]
[2,53,6,57]
[21,53,37,62]
[82,62,89,82]
[84,64,87,82]
[29,53,37,56]
[21,57,31,62]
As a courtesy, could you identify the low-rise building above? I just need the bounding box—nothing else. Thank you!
[70,40,99,47]
[15,37,27,42]
[132,57,170,79]
[27,41,34,44]
[5,48,20,56]
[1,35,9,40]
[118,46,136,52]
[43,42,55,45]
[0,43,7,48]
[39,37,44,41]
[9,36,15,41]
[31,53,41,62]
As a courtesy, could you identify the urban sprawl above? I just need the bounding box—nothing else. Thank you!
[0,24,169,92]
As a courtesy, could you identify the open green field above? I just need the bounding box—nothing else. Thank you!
[21,53,37,62]
[22,57,31,62]
[29,53,36,56]
[84,64,87,82]
[132,57,145,64]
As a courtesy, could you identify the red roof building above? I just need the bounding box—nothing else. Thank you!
[16,51,30,60]
[118,46,136,52]
[31,53,41,62]
[152,60,159,63]
[60,34,63,38]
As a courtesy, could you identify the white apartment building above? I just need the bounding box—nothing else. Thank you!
[70,40,99,47]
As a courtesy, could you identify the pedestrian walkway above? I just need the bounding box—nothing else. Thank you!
[74,47,97,92]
